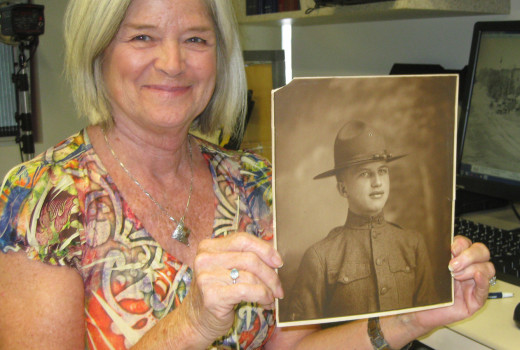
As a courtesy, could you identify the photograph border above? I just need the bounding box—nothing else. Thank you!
[272,75,457,327]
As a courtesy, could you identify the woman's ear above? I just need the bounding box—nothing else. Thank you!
[337,182,349,198]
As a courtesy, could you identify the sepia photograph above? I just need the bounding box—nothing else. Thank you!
[273,75,457,327]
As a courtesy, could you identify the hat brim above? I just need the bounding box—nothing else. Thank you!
[313,154,407,180]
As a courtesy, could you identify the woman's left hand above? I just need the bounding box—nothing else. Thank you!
[411,235,495,332]
[178,232,284,346]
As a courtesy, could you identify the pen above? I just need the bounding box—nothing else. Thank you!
[488,292,514,299]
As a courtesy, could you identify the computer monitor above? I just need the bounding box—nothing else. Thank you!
[457,20,520,204]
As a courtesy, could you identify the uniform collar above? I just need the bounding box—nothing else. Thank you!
[345,210,386,229]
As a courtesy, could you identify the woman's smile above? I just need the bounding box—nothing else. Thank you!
[142,83,192,97]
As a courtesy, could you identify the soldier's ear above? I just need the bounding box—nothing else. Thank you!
[337,182,349,198]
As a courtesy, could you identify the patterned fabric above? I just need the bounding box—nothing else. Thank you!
[0,130,275,349]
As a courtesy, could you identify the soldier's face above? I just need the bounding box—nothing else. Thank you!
[337,161,390,216]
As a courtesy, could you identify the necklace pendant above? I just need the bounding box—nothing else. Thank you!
[172,221,190,245]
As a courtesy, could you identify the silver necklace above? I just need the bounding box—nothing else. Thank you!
[103,130,193,246]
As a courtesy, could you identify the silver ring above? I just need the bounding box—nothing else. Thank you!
[230,268,239,284]
[489,276,497,286]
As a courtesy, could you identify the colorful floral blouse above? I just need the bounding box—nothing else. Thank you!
[0,130,275,349]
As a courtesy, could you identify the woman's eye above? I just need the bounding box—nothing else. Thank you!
[378,168,389,175]
[132,34,151,41]
[187,37,207,44]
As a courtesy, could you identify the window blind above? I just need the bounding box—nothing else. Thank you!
[0,43,17,137]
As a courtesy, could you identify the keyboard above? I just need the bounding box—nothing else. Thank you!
[454,216,520,286]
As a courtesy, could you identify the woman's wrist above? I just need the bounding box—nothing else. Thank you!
[171,295,217,349]
[133,301,213,350]
[376,314,428,350]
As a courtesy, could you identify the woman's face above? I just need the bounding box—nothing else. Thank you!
[337,161,390,217]
[102,0,217,133]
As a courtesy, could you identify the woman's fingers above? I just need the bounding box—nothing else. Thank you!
[451,235,473,256]
[195,232,284,298]
[448,236,495,314]
[183,233,283,341]
[196,269,277,309]
[194,250,284,299]
[450,260,495,281]
[186,232,284,335]
[198,232,284,268]
[449,237,491,274]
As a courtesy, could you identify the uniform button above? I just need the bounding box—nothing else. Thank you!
[376,258,384,266]
[342,276,349,283]
[404,266,411,272]
[380,287,388,295]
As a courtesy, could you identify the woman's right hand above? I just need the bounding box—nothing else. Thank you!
[181,232,284,345]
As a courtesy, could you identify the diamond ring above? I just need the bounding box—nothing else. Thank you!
[230,268,239,284]
[489,276,497,286]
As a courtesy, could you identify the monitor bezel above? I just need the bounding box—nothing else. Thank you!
[457,20,520,203]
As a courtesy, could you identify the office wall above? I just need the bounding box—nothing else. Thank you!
[2,0,520,178]
[240,1,520,77]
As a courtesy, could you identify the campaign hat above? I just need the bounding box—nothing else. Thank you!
[314,120,406,179]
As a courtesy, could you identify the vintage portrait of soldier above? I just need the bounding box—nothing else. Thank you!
[273,75,457,326]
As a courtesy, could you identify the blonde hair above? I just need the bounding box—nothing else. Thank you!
[63,0,246,135]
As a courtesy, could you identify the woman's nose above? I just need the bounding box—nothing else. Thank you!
[154,41,185,76]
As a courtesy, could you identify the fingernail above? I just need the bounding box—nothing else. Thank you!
[451,242,463,256]
[450,270,463,278]
[273,253,284,268]
[448,259,460,272]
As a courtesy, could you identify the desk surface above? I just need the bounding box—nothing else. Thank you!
[420,275,520,350]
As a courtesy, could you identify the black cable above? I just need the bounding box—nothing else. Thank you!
[305,5,320,14]
[15,38,39,75]
[12,40,37,161]
[512,202,520,222]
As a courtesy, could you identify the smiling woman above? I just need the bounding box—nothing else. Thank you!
[63,0,246,136]
[0,0,279,349]
[101,0,218,137]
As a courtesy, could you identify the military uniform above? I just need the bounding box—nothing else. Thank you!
[286,210,438,321]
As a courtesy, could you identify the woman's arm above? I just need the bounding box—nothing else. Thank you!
[0,251,85,349]
[266,316,418,349]
[266,235,494,349]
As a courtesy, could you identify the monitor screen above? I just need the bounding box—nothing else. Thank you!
[457,21,520,203]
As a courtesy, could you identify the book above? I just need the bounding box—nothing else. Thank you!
[246,0,259,15]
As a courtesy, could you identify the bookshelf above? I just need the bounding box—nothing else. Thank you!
[232,0,510,26]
